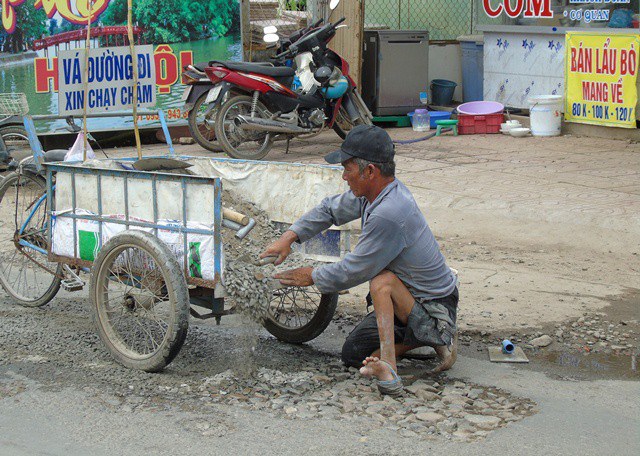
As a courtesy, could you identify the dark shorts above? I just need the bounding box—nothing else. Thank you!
[341,288,458,368]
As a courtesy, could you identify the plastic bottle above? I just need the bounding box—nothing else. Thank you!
[412,109,430,132]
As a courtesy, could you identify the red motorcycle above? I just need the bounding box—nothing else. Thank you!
[181,19,324,152]
[204,17,373,160]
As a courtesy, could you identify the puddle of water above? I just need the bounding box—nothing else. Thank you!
[540,350,639,380]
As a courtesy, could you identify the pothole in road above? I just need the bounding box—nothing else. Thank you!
[0,300,536,442]
[191,362,536,441]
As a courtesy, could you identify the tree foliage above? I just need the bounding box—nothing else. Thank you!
[99,0,239,43]
[1,3,47,53]
[100,0,129,26]
[48,18,59,36]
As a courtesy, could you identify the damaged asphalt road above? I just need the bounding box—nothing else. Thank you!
[0,290,637,455]
[1,133,638,454]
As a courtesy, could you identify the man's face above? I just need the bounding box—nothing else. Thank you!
[341,159,371,197]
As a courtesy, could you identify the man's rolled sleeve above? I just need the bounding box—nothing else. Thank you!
[312,215,406,293]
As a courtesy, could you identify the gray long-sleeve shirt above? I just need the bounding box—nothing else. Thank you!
[289,179,457,302]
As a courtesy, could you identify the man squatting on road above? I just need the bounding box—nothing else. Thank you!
[261,125,459,396]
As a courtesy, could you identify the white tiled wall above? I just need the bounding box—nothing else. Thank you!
[484,32,565,109]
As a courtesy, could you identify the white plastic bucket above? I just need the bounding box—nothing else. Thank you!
[528,95,563,137]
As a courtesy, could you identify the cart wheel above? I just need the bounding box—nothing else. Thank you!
[0,171,62,307]
[90,230,189,372]
[263,286,338,344]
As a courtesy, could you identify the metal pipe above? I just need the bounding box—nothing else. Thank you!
[221,217,256,240]
[235,218,256,240]
[235,115,312,134]
[222,219,242,231]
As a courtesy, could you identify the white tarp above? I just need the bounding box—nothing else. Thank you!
[51,210,218,281]
[188,158,359,231]
[55,158,358,231]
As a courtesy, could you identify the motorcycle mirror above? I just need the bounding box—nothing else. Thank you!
[263,25,278,35]
[263,33,280,44]
[329,0,340,10]
[314,66,333,86]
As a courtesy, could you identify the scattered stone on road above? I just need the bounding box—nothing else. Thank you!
[530,335,553,347]
[0,292,536,443]
[464,414,502,430]
[416,412,444,424]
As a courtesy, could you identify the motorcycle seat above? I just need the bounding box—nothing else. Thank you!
[43,149,68,162]
[192,62,211,72]
[194,61,274,73]
[209,61,295,78]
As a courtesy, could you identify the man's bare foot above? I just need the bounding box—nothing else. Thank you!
[432,333,458,373]
[359,356,395,382]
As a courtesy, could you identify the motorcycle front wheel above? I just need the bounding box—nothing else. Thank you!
[187,92,222,152]
[214,95,274,160]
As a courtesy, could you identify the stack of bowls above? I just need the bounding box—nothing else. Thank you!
[501,120,531,137]
[500,120,521,135]
[509,127,531,137]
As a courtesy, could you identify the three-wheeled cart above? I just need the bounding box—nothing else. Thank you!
[0,94,340,372]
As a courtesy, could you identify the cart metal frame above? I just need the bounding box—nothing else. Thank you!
[44,162,223,291]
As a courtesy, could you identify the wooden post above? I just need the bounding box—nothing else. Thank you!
[82,1,93,161]
[240,0,251,61]
[127,0,142,159]
[328,0,364,88]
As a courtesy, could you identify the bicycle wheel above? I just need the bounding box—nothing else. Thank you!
[90,230,189,372]
[0,172,62,307]
[263,286,338,344]
[0,126,29,148]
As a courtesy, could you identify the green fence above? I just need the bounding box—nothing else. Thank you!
[364,0,476,41]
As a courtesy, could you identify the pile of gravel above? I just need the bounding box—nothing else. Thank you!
[221,189,323,323]
[194,360,536,441]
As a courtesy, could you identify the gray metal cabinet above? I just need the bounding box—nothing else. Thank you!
[362,30,429,116]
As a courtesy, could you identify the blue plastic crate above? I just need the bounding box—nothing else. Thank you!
[408,110,452,128]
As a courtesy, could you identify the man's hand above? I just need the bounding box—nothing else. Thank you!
[260,230,298,265]
[274,267,314,287]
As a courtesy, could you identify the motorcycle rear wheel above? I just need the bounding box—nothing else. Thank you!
[215,95,274,160]
[333,100,373,139]
[187,92,222,152]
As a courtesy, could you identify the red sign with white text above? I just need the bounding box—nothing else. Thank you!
[482,0,553,19]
